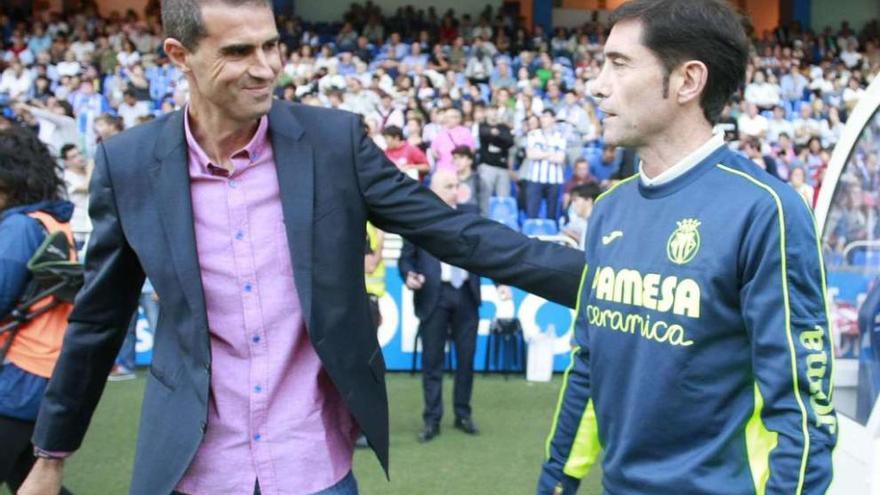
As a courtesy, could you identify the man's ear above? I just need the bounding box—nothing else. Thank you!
[674,60,709,106]
[164,38,191,73]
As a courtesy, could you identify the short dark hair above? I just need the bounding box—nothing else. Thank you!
[96,113,125,132]
[381,125,404,140]
[570,183,602,202]
[608,0,748,124]
[452,145,473,160]
[161,0,272,50]
[0,127,64,210]
[56,100,74,118]
[60,143,78,160]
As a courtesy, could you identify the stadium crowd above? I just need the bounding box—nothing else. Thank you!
[0,2,878,248]
[0,2,877,248]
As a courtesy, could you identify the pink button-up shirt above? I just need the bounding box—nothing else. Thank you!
[175,110,357,495]
[429,125,476,173]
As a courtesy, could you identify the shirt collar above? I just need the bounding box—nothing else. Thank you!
[639,131,725,187]
[183,104,270,176]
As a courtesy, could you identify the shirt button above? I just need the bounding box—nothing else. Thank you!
[252,335,261,343]
[200,421,207,433]
[203,363,210,374]
[235,231,244,241]
[254,434,262,441]
[229,180,238,189]
[244,283,252,293]
[254,385,262,393]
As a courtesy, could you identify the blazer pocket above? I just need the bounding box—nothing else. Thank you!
[368,347,386,384]
[148,364,177,391]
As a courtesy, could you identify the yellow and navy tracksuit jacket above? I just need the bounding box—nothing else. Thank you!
[538,145,836,494]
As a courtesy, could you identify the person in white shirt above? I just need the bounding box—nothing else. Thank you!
[68,31,95,63]
[744,70,780,111]
[117,90,152,129]
[842,77,865,112]
[791,103,822,147]
[55,51,81,77]
[766,105,794,145]
[736,102,768,140]
[60,143,92,247]
[840,40,863,70]
[0,61,33,99]
[524,109,567,219]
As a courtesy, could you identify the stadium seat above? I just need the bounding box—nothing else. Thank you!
[521,219,559,236]
[489,197,519,230]
[849,250,880,267]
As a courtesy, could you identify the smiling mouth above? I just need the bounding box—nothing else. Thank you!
[244,86,272,95]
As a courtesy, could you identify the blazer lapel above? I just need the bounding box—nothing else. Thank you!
[148,110,209,329]
[268,103,315,331]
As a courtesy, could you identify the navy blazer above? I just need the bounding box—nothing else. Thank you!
[34,101,585,495]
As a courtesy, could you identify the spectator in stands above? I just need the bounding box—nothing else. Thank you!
[11,99,77,159]
[93,113,124,145]
[116,38,141,70]
[800,136,830,185]
[117,90,151,129]
[744,69,780,111]
[60,144,91,248]
[792,101,822,146]
[372,90,404,131]
[0,60,32,99]
[741,136,782,180]
[562,157,597,210]
[766,104,795,144]
[714,101,739,142]
[477,105,515,198]
[381,125,429,179]
[561,182,601,248]
[737,102,768,139]
[452,145,489,215]
[842,75,866,112]
[430,107,475,174]
[523,109,566,220]
[789,166,815,206]
[780,64,809,103]
[593,144,624,184]
[126,63,153,102]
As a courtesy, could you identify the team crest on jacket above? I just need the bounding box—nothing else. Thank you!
[667,219,701,265]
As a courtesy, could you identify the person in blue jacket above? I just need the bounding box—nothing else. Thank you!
[0,126,74,494]
[538,1,837,494]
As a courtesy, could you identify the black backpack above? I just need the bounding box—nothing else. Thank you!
[0,228,84,361]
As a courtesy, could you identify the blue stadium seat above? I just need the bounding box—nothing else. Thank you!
[521,219,559,236]
[850,250,880,267]
[489,197,519,230]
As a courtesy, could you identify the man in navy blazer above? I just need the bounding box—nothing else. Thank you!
[399,172,488,443]
[21,1,584,494]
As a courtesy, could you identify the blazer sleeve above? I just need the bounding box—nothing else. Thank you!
[33,142,146,452]
[350,115,584,308]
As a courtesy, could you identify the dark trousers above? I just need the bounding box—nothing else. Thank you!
[420,283,478,426]
[0,415,73,494]
[525,181,561,220]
